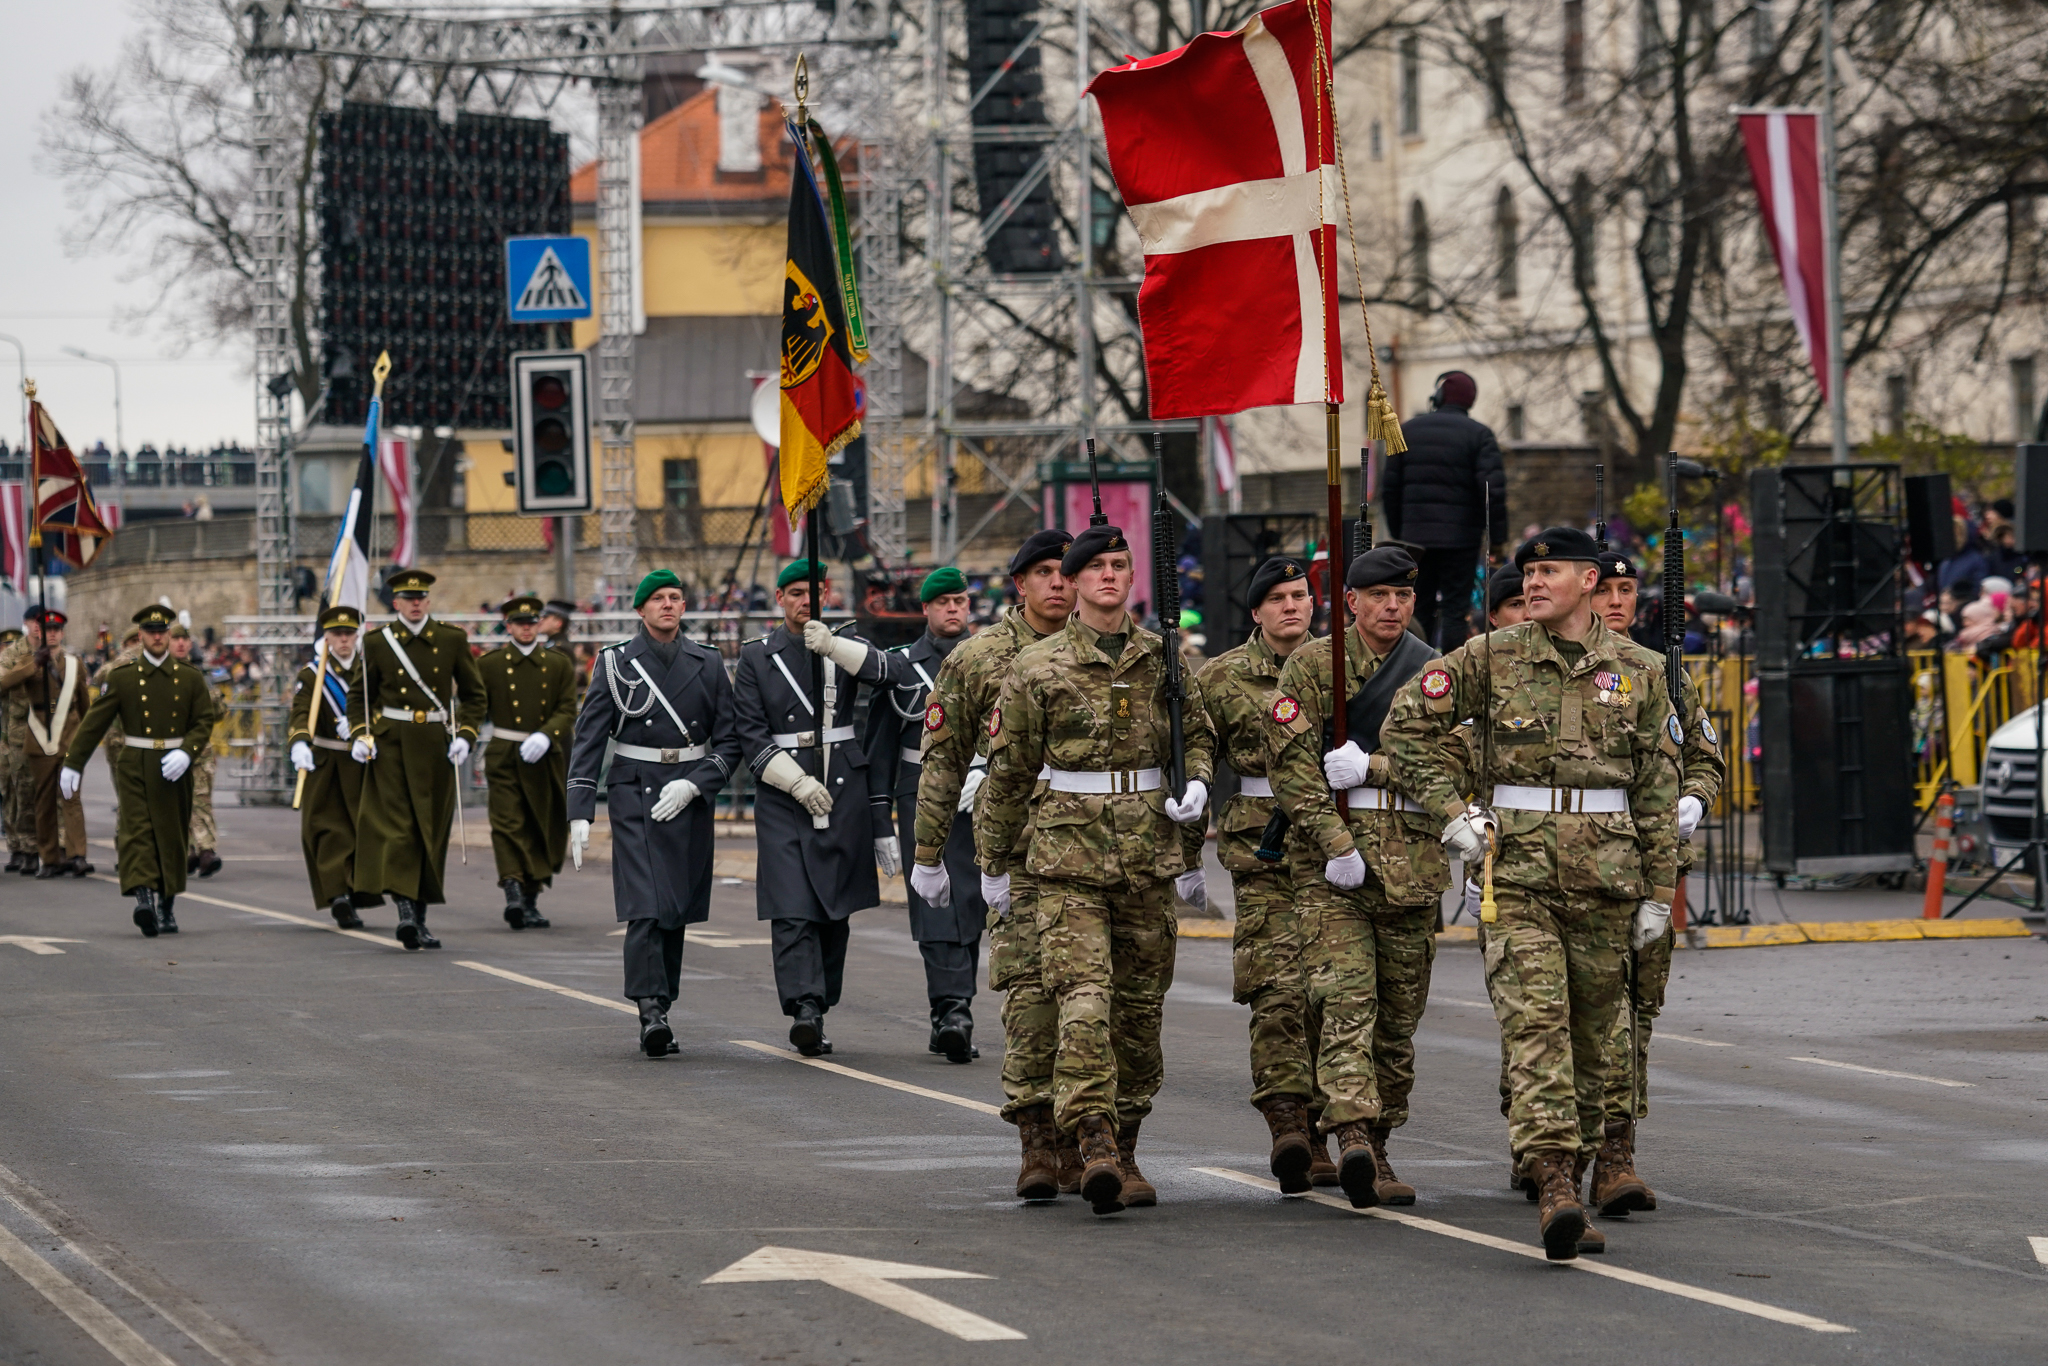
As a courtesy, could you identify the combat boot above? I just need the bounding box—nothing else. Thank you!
[1308,1133,1340,1187]
[157,895,178,935]
[1253,1095,1315,1195]
[1012,1104,1060,1202]
[519,886,550,929]
[1332,1122,1380,1210]
[933,998,975,1064]
[500,878,527,930]
[330,895,365,930]
[64,855,93,877]
[413,905,441,949]
[1571,1150,1605,1253]
[3,852,19,873]
[1366,1124,1415,1206]
[1528,1150,1587,1261]
[16,853,37,876]
[1074,1114,1125,1215]
[194,849,221,879]
[1055,1128,1083,1194]
[637,999,673,1058]
[1590,1118,1654,1216]
[1115,1121,1157,1207]
[393,897,422,950]
[132,888,159,939]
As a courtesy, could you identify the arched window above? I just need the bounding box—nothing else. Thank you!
[1570,172,1596,291]
[1495,186,1520,299]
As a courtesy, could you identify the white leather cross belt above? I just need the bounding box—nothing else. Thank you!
[1045,767,1161,795]
[381,706,446,723]
[124,736,184,751]
[773,725,856,749]
[1341,786,1423,812]
[613,742,707,764]
[1492,784,1629,814]
[1237,775,1274,798]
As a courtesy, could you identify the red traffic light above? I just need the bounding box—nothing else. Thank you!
[531,374,569,410]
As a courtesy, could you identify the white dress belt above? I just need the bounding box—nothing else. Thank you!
[613,741,708,764]
[123,736,184,752]
[1045,767,1162,795]
[900,749,987,769]
[1237,775,1274,798]
[773,725,857,748]
[489,726,533,743]
[310,736,352,753]
[1341,786,1423,813]
[1492,784,1629,814]
[381,706,447,723]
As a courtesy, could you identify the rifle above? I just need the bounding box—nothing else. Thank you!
[1594,463,1607,554]
[1478,464,1499,924]
[1153,439,1188,803]
[1085,437,1108,528]
[1663,451,1684,715]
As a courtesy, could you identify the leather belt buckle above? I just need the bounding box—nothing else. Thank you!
[796,731,816,748]
[412,709,428,725]
[660,747,682,763]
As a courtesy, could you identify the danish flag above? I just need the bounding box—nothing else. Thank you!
[1089,0,1342,420]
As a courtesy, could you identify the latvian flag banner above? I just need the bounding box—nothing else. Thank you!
[1089,0,1342,419]
[1738,109,1833,401]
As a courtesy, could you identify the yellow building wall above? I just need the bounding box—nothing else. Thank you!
[570,218,782,350]
[461,427,769,514]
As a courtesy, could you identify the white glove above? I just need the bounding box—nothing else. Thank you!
[910,861,952,907]
[447,736,471,767]
[333,714,350,740]
[1164,779,1209,824]
[1462,877,1483,921]
[1633,900,1672,951]
[351,736,375,763]
[569,818,591,869]
[518,732,552,764]
[1677,794,1704,841]
[956,766,987,813]
[649,778,700,822]
[1324,848,1367,889]
[59,766,82,801]
[291,741,316,772]
[1175,869,1207,911]
[981,871,1012,917]
[875,835,902,878]
[160,749,192,782]
[802,618,870,675]
[761,750,834,819]
[1322,740,1371,791]
[1442,805,1497,863]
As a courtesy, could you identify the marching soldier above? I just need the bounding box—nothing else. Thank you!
[1585,553,1724,1217]
[346,568,486,950]
[978,525,1216,1215]
[1,626,30,871]
[97,626,143,826]
[168,624,224,878]
[567,571,741,1058]
[1383,527,1680,1261]
[910,529,1079,1201]
[288,605,379,927]
[1191,555,1339,1191]
[478,594,579,930]
[3,607,93,878]
[1265,546,1449,1208]
[866,566,985,1064]
[539,599,577,655]
[734,559,892,1056]
[60,605,216,935]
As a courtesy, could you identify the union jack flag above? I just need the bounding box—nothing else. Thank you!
[30,400,113,569]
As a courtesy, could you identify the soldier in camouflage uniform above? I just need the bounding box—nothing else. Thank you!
[979,524,1216,1215]
[911,529,1079,1200]
[169,625,224,878]
[1190,554,1339,1189]
[1266,547,1449,1208]
[0,628,28,870]
[1384,526,1679,1261]
[1584,553,1724,1216]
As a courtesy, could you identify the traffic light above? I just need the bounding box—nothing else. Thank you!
[511,349,591,514]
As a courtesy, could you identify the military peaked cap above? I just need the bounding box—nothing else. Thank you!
[132,604,177,629]
[388,568,437,594]
[317,604,364,632]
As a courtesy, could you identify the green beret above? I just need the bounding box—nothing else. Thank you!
[633,569,683,609]
[776,559,825,590]
[920,566,969,602]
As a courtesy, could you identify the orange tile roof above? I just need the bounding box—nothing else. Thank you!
[571,88,792,213]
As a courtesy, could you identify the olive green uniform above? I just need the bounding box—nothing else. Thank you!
[477,641,578,891]
[63,652,217,895]
[288,652,377,908]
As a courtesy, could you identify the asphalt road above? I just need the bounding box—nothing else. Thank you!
[1,769,2045,1366]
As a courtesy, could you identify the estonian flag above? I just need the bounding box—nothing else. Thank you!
[322,357,387,613]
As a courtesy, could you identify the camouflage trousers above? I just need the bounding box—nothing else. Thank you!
[1035,875,1178,1133]
[989,871,1056,1122]
[1298,870,1438,1131]
[1230,866,1313,1106]
[1601,925,1673,1122]
[188,753,217,854]
[1,740,31,853]
[1483,884,1632,1161]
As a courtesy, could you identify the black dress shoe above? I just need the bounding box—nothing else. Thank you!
[194,850,221,878]
[414,908,441,950]
[132,889,159,939]
[666,1039,680,1055]
[158,896,179,934]
[330,896,365,930]
[34,860,64,879]
[638,999,673,1058]
[789,1002,827,1057]
[934,999,976,1065]
[65,856,94,877]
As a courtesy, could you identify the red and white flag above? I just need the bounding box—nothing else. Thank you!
[0,482,26,591]
[379,436,415,568]
[1089,0,1342,420]
[1210,417,1238,494]
[1738,109,1833,401]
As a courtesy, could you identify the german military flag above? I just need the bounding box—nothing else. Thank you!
[779,121,861,519]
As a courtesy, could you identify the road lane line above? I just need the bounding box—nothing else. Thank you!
[730,1040,1003,1116]
[0,1219,181,1366]
[454,962,637,1014]
[2030,1236,2048,1267]
[707,1246,1025,1340]
[1194,1168,1854,1335]
[87,876,398,950]
[1784,1056,1973,1088]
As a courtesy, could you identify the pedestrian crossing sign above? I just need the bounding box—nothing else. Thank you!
[505,236,593,322]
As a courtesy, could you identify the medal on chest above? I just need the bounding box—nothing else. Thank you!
[1592,670,1634,706]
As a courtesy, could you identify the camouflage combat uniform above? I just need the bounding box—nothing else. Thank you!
[978,612,1215,1133]
[0,639,34,856]
[186,667,229,858]
[1383,618,1678,1165]
[1192,631,1312,1106]
[915,606,1058,1121]
[1268,627,1449,1133]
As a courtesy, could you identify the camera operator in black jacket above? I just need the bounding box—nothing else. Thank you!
[1383,370,1507,649]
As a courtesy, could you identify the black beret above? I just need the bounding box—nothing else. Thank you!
[1486,565,1525,612]
[1596,554,1638,583]
[1345,545,1420,590]
[1247,555,1309,607]
[1060,525,1129,578]
[1009,528,1074,577]
[1513,527,1603,567]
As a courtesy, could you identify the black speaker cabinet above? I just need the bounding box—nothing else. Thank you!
[2015,444,2048,553]
[1750,464,1905,668]
[1903,472,1956,570]
[1758,658,1917,874]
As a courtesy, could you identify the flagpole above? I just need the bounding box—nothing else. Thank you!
[1822,0,1849,464]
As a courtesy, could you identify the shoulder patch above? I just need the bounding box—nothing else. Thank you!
[1666,713,1684,746]
[925,702,946,732]
[1271,695,1302,725]
[987,705,1002,738]
[1420,668,1452,700]
[1699,715,1718,746]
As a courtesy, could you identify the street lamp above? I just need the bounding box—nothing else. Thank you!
[61,346,123,466]
[0,334,25,454]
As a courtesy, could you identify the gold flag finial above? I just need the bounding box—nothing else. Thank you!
[794,53,809,123]
[22,378,35,400]
[371,350,392,398]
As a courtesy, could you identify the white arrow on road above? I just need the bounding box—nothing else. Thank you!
[705,1246,1025,1341]
[0,936,86,956]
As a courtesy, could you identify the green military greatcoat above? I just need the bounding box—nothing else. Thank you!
[346,619,486,904]
[64,652,216,895]
[288,649,379,908]
[477,640,577,888]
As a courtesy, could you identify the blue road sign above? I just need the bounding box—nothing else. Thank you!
[505,236,593,322]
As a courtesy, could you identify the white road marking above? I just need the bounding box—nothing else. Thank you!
[2029,1236,2048,1267]
[0,935,86,955]
[706,1246,1025,1341]
[1656,1034,1734,1047]
[1785,1056,1973,1088]
[1195,1168,1855,1335]
[0,1219,181,1366]
[87,876,398,950]
[602,927,773,947]
[731,1040,1004,1116]
[454,962,636,1015]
